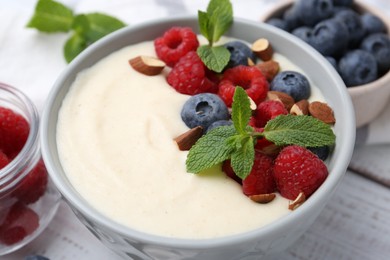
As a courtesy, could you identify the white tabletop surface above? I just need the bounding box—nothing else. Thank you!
[1,0,390,259]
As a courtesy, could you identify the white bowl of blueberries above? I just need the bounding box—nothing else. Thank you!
[261,0,390,127]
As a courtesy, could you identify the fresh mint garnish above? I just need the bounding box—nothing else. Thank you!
[197,0,233,72]
[186,87,336,179]
[27,0,126,63]
[27,0,74,32]
[263,114,336,147]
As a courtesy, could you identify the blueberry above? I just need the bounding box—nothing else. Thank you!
[224,41,257,69]
[361,13,387,35]
[338,49,378,86]
[181,93,229,131]
[270,71,311,101]
[266,18,289,31]
[295,0,334,26]
[24,255,50,260]
[325,56,337,68]
[282,6,302,31]
[360,33,390,74]
[334,9,365,47]
[206,120,233,133]
[292,26,313,44]
[308,146,330,161]
[332,0,353,7]
[309,18,349,57]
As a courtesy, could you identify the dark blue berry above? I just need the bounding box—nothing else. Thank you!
[308,146,330,161]
[332,0,353,7]
[292,26,313,44]
[295,0,334,26]
[325,56,337,68]
[270,71,311,101]
[24,255,50,260]
[282,6,302,31]
[334,9,365,47]
[309,18,349,57]
[361,13,387,35]
[224,41,257,69]
[181,93,229,131]
[266,18,289,31]
[360,33,390,74]
[338,49,378,86]
[206,120,233,133]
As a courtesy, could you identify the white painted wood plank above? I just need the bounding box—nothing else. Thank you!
[349,144,390,186]
[267,171,390,260]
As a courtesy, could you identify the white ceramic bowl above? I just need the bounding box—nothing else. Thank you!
[40,17,355,259]
[260,0,390,128]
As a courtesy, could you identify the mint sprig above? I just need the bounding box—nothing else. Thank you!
[27,0,126,63]
[186,87,336,179]
[197,0,233,72]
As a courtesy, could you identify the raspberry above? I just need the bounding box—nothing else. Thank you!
[12,159,48,204]
[253,100,288,128]
[273,145,328,200]
[0,150,9,169]
[242,153,276,196]
[0,202,39,245]
[0,107,30,157]
[222,160,242,184]
[218,65,268,107]
[255,138,280,157]
[167,51,219,95]
[154,27,199,67]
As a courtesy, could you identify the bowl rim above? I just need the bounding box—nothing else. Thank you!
[259,0,390,93]
[40,16,356,249]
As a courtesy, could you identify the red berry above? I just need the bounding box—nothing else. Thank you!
[222,160,242,184]
[273,145,328,200]
[0,202,39,245]
[154,26,199,67]
[218,66,268,107]
[167,51,219,95]
[255,138,280,157]
[242,152,276,196]
[12,159,48,204]
[253,100,288,128]
[0,150,9,169]
[0,107,29,157]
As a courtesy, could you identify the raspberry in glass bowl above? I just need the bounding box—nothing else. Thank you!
[0,83,61,255]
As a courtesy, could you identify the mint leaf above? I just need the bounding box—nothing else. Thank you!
[27,0,74,33]
[197,45,230,73]
[263,115,336,147]
[206,0,233,43]
[197,0,233,72]
[186,125,237,174]
[81,13,126,42]
[198,10,211,41]
[64,31,87,63]
[231,87,251,135]
[230,136,255,179]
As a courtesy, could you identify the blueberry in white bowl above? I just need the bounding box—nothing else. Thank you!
[261,0,390,127]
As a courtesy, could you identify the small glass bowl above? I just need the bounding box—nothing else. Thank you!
[0,82,61,255]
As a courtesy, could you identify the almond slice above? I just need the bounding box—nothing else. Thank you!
[288,192,306,210]
[256,60,280,81]
[308,101,336,124]
[249,193,276,204]
[290,99,309,115]
[129,56,166,76]
[174,126,203,151]
[252,38,273,61]
[267,91,294,111]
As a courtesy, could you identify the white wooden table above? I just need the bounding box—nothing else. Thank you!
[2,0,390,259]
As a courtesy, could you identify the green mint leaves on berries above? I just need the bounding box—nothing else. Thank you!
[197,0,233,73]
[27,0,126,63]
[186,87,336,179]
